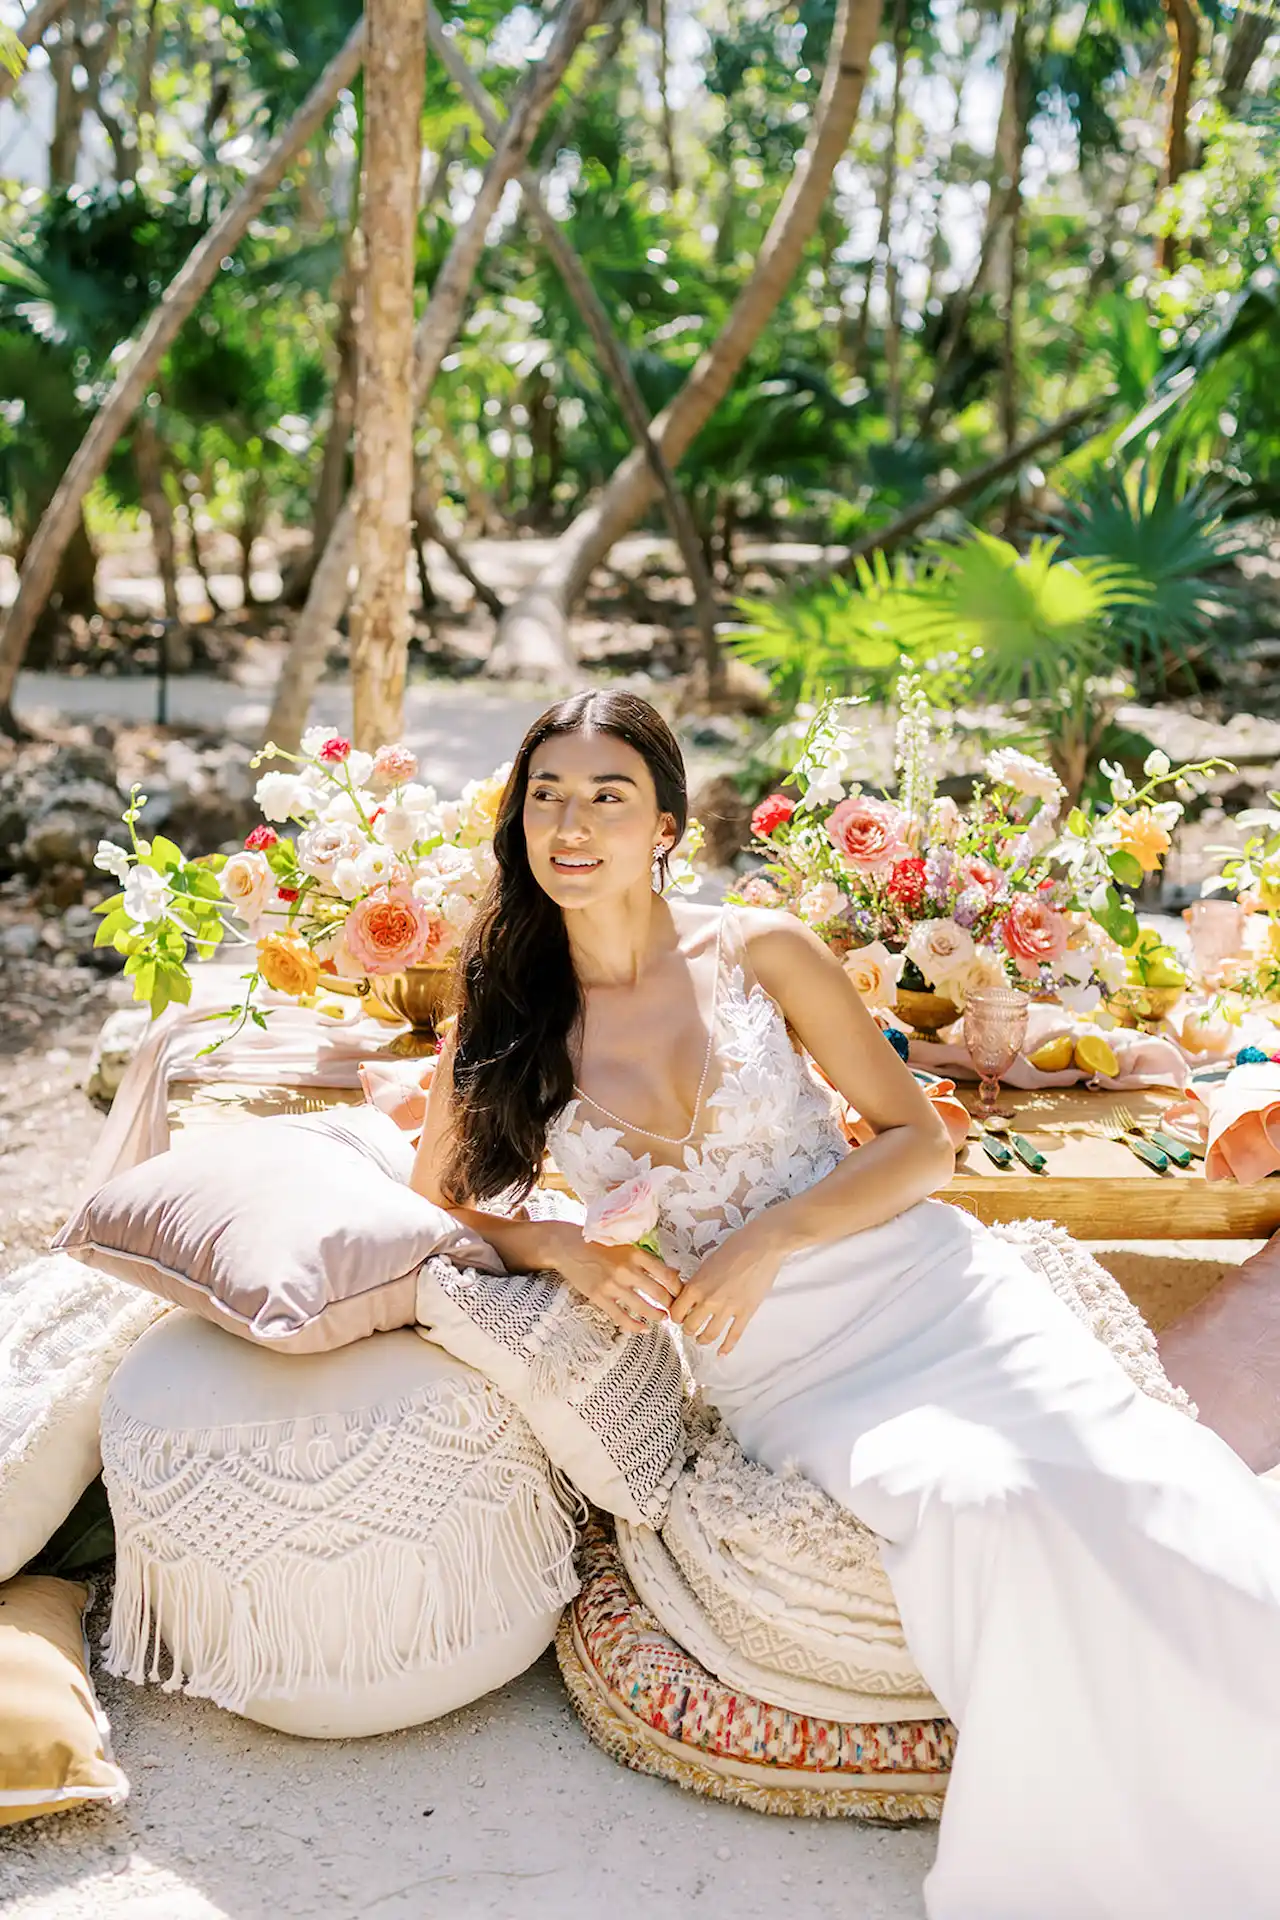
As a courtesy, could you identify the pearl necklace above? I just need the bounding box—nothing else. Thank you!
[572,913,725,1146]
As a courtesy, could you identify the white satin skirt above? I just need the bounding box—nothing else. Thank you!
[689,1199,1280,1920]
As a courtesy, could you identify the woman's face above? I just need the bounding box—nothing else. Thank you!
[522,729,676,909]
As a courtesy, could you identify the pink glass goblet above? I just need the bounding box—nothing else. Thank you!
[964,987,1030,1119]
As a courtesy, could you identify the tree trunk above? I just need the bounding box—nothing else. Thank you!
[428,3,724,690]
[1219,3,1272,113]
[651,0,678,196]
[348,0,425,751]
[132,410,180,622]
[288,261,357,605]
[488,0,887,680]
[0,0,71,105]
[415,484,503,617]
[0,19,366,735]
[851,0,908,374]
[46,2,82,188]
[1156,0,1201,271]
[265,0,604,752]
[996,8,1027,460]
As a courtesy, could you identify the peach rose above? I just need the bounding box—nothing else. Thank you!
[257,932,320,998]
[1000,896,1069,979]
[219,850,275,928]
[737,874,782,908]
[1114,808,1172,875]
[797,881,845,926]
[342,884,435,974]
[583,1170,674,1248]
[825,796,910,878]
[842,940,904,1008]
[371,743,419,788]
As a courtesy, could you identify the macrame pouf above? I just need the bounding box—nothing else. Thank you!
[100,1312,578,1738]
[557,1522,951,1823]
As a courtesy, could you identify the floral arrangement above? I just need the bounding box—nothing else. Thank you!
[1201,794,1280,1005]
[731,681,1230,1021]
[91,727,510,1047]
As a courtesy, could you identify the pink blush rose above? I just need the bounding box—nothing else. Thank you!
[583,1171,672,1248]
[342,884,436,974]
[826,797,910,878]
[1001,895,1069,979]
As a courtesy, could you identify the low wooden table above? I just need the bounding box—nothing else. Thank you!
[948,1084,1280,1240]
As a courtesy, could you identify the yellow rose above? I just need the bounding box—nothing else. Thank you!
[1114,808,1172,874]
[257,933,320,998]
[458,772,507,846]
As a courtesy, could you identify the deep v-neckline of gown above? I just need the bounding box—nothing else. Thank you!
[569,909,728,1150]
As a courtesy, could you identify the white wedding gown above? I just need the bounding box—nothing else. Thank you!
[548,907,1280,1920]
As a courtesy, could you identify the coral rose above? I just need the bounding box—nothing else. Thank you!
[1000,895,1070,979]
[257,932,320,998]
[1114,808,1172,875]
[751,793,795,838]
[342,884,435,975]
[842,940,904,1009]
[219,851,275,928]
[826,796,910,878]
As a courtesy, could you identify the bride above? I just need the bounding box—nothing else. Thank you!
[412,688,1280,1919]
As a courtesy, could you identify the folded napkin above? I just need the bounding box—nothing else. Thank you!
[358,1055,438,1138]
[910,1000,1190,1094]
[1204,1064,1280,1185]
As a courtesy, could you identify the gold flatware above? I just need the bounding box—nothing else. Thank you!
[1114,1104,1194,1168]
[982,1114,1048,1173]
[1105,1106,1170,1172]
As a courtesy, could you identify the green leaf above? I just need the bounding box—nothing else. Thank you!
[1108,849,1145,889]
[1066,808,1089,837]
[145,835,185,872]
[130,960,156,1004]
[1091,884,1139,948]
[165,969,193,1007]
[94,908,129,948]
[93,891,124,917]
[185,866,225,900]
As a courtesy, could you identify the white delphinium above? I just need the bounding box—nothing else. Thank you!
[123,866,172,929]
[793,700,867,813]
[93,840,132,883]
[894,674,939,828]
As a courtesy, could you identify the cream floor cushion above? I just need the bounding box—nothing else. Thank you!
[1,1252,168,1582]
[100,1312,579,1738]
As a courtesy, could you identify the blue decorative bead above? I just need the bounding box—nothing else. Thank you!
[1235,1045,1269,1065]
[885,1027,911,1061]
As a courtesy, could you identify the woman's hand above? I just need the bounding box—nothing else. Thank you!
[668,1225,785,1356]
[539,1222,682,1335]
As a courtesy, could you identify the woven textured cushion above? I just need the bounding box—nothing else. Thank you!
[1,1253,167,1582]
[0,1576,128,1826]
[415,1255,686,1527]
[616,1516,940,1722]
[54,1107,500,1354]
[100,1312,578,1738]
[558,1522,951,1823]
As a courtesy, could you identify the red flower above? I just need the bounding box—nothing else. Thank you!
[244,825,278,852]
[277,885,300,903]
[887,856,927,910]
[751,793,795,838]
[317,736,351,764]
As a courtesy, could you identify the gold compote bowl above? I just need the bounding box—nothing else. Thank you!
[327,964,453,1058]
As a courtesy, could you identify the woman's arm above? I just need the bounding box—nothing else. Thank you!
[410,1030,681,1332]
[670,910,956,1353]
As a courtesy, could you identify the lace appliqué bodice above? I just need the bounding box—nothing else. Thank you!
[547,927,849,1281]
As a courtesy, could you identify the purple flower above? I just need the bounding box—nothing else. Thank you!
[1007,834,1033,872]
[924,849,953,904]
[953,886,986,929]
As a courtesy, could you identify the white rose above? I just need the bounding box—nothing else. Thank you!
[842,940,904,1008]
[344,749,375,790]
[435,799,462,839]
[218,851,275,927]
[442,889,473,931]
[123,866,171,927]
[93,839,131,883]
[420,843,474,889]
[376,803,430,854]
[948,945,1008,1006]
[300,725,337,756]
[983,748,1065,805]
[295,821,363,886]
[355,844,403,891]
[330,858,364,902]
[797,881,845,925]
[906,917,975,988]
[254,772,310,823]
[320,789,371,827]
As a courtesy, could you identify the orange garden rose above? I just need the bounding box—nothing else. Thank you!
[341,884,435,974]
[1001,896,1070,980]
[1113,808,1172,874]
[257,932,321,998]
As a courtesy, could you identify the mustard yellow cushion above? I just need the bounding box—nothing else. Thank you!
[0,1576,128,1825]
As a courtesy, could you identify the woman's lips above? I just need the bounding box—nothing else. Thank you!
[550,855,603,873]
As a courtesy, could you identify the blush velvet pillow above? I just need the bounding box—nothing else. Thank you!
[53,1107,501,1354]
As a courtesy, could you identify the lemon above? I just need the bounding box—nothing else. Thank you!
[1029,1035,1075,1073]
[1074,1033,1120,1079]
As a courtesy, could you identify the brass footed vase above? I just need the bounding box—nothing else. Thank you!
[329,964,453,1058]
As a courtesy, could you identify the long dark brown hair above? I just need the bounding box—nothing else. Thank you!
[443,690,688,1205]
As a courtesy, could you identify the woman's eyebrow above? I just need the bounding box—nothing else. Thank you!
[530,768,639,786]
